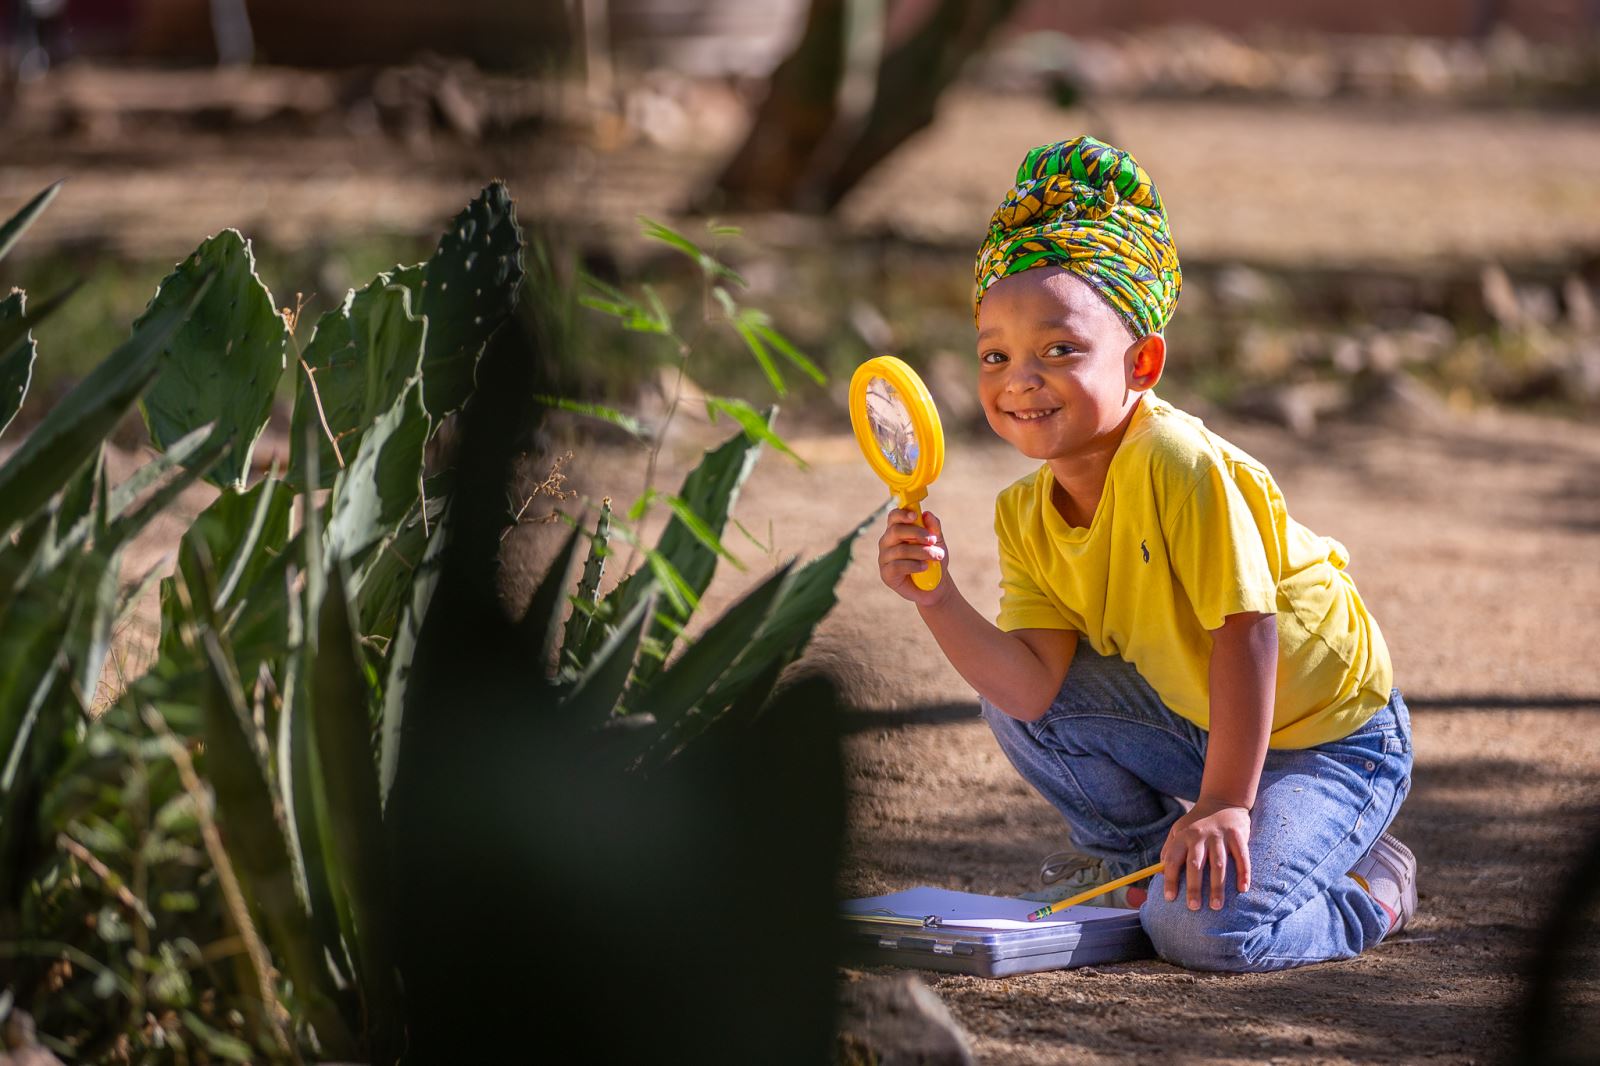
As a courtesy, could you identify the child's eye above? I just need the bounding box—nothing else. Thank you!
[980,350,1007,365]
[1045,344,1077,358]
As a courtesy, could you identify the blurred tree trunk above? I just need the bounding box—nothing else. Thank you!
[815,0,1020,209]
[710,0,849,210]
[708,0,1019,212]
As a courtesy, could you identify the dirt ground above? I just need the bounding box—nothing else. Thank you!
[555,390,1600,1065]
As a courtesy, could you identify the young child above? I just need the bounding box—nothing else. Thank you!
[876,136,1416,972]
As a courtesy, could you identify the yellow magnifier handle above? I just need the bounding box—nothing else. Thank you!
[903,494,942,592]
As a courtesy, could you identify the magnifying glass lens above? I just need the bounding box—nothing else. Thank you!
[865,376,920,475]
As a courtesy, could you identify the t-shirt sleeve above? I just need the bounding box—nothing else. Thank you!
[1164,462,1279,631]
[995,501,1073,632]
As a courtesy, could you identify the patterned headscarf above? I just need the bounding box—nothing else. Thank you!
[973,136,1182,338]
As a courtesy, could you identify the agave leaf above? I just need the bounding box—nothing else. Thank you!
[0,663,64,911]
[191,629,357,1057]
[212,478,295,610]
[662,653,789,762]
[0,181,61,264]
[0,509,54,609]
[516,525,582,678]
[101,427,231,553]
[414,182,525,419]
[61,541,124,708]
[155,472,290,691]
[116,551,171,633]
[308,565,403,1051]
[53,443,104,550]
[626,560,794,731]
[277,433,353,1008]
[377,507,447,808]
[39,431,228,576]
[325,379,429,563]
[0,290,36,440]
[560,588,656,728]
[671,508,876,745]
[0,559,79,905]
[351,485,445,644]
[106,423,222,518]
[137,230,287,489]
[288,275,427,491]
[602,421,766,685]
[562,501,611,664]
[0,271,212,535]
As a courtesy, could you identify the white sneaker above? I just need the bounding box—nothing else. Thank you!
[1349,831,1419,935]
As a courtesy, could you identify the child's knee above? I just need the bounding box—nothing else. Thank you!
[1139,877,1270,973]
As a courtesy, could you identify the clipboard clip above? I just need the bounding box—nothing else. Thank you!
[842,908,943,928]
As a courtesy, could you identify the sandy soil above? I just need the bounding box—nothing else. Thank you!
[553,393,1600,1064]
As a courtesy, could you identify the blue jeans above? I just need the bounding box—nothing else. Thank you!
[981,644,1413,973]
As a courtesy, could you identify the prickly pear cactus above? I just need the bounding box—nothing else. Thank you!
[414,181,524,418]
[136,230,289,489]
[289,275,427,491]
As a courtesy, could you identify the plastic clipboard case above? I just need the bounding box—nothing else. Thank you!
[840,887,1153,978]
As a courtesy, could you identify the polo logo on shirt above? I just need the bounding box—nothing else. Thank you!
[1140,539,1150,563]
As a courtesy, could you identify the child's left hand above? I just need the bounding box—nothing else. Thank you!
[1159,798,1252,911]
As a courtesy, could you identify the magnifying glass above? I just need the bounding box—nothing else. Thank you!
[849,355,946,591]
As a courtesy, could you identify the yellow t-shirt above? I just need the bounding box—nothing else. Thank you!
[994,393,1392,748]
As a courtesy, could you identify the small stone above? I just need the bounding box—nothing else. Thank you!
[837,975,977,1066]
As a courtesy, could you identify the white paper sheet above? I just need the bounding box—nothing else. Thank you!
[841,885,1134,930]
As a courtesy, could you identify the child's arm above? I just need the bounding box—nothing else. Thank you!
[1160,610,1277,911]
[878,508,1077,720]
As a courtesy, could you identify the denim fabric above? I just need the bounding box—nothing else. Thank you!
[981,643,1413,973]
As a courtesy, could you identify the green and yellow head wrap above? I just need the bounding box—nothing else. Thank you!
[973,135,1182,338]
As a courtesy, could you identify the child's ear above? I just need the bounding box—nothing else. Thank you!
[1128,333,1166,392]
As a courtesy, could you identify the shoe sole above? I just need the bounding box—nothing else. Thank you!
[1377,831,1419,934]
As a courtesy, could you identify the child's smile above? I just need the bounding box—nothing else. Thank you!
[975,267,1164,470]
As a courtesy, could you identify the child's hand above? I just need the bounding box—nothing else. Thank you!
[877,508,951,607]
[1159,798,1252,911]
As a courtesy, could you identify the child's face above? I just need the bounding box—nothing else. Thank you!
[976,268,1162,463]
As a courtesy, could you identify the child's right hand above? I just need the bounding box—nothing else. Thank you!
[877,508,951,607]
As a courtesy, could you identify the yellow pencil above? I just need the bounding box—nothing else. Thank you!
[1026,862,1163,922]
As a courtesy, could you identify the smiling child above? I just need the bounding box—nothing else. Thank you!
[876,136,1417,971]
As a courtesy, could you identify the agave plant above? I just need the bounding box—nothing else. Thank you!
[0,180,868,1062]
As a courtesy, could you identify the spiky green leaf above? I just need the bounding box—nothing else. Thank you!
[326,379,429,562]
[628,560,794,731]
[309,566,402,1050]
[0,272,211,535]
[562,589,656,727]
[0,181,60,265]
[0,290,36,439]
